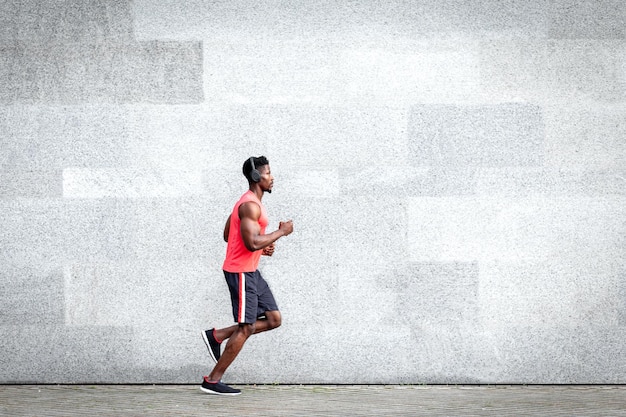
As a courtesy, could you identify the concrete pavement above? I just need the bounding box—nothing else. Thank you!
[1,384,625,416]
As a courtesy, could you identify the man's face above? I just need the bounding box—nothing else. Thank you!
[257,164,274,193]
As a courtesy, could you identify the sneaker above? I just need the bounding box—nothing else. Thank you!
[200,377,241,396]
[202,329,221,363]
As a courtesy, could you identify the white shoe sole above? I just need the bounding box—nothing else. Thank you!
[200,386,241,396]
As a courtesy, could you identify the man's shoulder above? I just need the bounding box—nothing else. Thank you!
[238,199,261,219]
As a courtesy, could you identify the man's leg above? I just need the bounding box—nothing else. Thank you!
[208,311,281,381]
[202,271,281,394]
[204,310,281,361]
[256,310,282,331]
[210,310,281,343]
[208,323,254,382]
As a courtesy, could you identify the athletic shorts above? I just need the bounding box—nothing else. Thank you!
[223,270,279,324]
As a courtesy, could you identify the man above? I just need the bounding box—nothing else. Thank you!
[201,156,293,395]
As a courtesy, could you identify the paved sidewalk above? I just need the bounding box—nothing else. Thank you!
[1,384,625,416]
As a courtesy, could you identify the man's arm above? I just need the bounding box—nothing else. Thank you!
[223,215,231,242]
[239,202,293,252]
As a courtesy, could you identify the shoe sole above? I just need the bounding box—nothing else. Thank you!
[201,331,219,363]
[200,386,241,396]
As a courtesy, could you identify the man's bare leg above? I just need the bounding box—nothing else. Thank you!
[207,311,281,382]
[213,310,282,342]
[207,323,253,382]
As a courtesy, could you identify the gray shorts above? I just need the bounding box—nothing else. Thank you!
[223,270,279,324]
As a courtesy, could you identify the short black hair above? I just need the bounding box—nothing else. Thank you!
[242,156,269,181]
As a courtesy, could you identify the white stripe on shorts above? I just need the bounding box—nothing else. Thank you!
[238,272,246,323]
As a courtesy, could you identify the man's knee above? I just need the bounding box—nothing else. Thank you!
[238,323,255,337]
[266,311,281,329]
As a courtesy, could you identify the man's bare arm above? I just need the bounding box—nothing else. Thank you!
[239,202,293,252]
[223,216,231,242]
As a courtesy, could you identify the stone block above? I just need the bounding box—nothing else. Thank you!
[409,104,544,168]
[1,105,228,171]
[386,262,480,327]
[549,0,626,39]
[544,104,626,169]
[405,322,499,383]
[478,39,547,101]
[62,168,204,199]
[0,325,135,383]
[133,0,548,41]
[412,168,480,197]
[62,198,223,264]
[413,166,625,198]
[0,0,134,44]
[203,41,480,104]
[544,40,626,103]
[319,196,409,269]
[64,261,216,328]
[330,44,480,104]
[0,170,63,198]
[408,196,626,262]
[127,105,226,171]
[279,169,340,200]
[209,106,410,170]
[479,39,626,103]
[0,41,203,104]
[0,266,64,325]
[474,168,626,196]
[479,260,623,329]
[0,199,68,267]
[0,106,131,170]
[0,199,134,266]
[0,197,224,267]
[62,199,138,264]
[482,326,626,383]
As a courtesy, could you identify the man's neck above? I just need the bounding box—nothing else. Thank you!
[248,186,264,201]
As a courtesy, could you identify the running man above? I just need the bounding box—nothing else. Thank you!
[201,156,293,395]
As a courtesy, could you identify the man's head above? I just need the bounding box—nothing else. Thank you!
[243,156,273,192]
[243,156,269,182]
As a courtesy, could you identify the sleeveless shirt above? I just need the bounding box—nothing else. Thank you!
[222,190,269,272]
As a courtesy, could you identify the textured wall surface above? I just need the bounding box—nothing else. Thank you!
[1,0,625,384]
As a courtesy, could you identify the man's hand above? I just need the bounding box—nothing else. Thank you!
[279,220,293,236]
[262,243,275,256]
[262,220,292,256]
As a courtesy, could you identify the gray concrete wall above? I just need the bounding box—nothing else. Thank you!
[1,0,624,384]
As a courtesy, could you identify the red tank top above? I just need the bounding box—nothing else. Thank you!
[222,190,269,272]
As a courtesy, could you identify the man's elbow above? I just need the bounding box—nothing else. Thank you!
[244,241,260,252]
